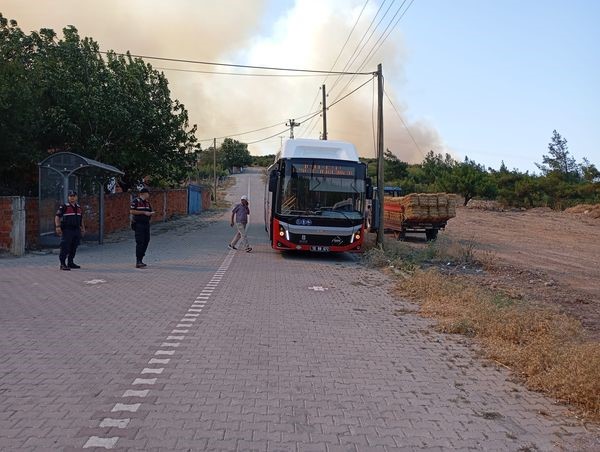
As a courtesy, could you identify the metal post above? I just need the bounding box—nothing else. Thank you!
[213,137,217,206]
[322,84,327,140]
[98,182,104,244]
[376,63,385,248]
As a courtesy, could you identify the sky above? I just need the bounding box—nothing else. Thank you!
[2,0,599,173]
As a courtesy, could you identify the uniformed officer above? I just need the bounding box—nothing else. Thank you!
[130,188,155,268]
[54,190,85,271]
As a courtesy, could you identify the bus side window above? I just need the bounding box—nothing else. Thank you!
[268,170,279,192]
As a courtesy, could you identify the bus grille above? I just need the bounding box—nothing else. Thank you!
[288,233,351,246]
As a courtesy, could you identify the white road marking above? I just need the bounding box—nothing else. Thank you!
[83,255,234,451]
[111,403,141,413]
[149,358,170,365]
[83,436,119,449]
[123,389,149,397]
[100,418,130,428]
[141,367,164,375]
[133,378,157,385]
[308,286,328,291]
[84,279,107,285]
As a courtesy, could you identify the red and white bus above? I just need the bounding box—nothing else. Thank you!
[264,139,372,252]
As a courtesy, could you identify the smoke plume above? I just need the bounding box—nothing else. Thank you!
[2,0,446,163]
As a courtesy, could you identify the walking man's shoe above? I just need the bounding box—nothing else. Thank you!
[227,244,237,250]
[67,262,81,269]
[60,264,71,271]
[136,262,147,268]
[245,247,252,252]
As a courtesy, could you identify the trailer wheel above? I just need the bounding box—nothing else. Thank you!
[425,229,438,241]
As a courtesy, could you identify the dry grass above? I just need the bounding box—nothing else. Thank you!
[363,234,600,419]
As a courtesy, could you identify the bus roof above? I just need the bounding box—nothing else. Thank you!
[277,138,360,162]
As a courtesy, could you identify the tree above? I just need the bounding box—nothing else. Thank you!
[0,16,200,194]
[383,149,408,182]
[536,130,579,181]
[421,150,455,189]
[581,158,600,183]
[438,157,497,206]
[220,138,252,171]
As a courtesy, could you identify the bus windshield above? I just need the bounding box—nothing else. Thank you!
[278,161,365,220]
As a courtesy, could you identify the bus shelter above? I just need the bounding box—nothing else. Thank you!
[38,152,124,247]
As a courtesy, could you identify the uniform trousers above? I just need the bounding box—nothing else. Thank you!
[59,228,81,264]
[134,222,151,262]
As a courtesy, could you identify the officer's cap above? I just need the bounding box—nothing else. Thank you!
[68,190,77,196]
[240,195,248,200]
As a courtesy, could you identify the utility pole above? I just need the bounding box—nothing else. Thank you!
[376,63,385,248]
[213,138,217,206]
[286,119,300,139]
[322,84,328,140]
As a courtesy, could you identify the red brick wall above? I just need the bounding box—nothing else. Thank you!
[25,198,39,249]
[202,190,212,210]
[166,189,188,218]
[104,192,132,233]
[0,198,13,252]
[1,189,191,251]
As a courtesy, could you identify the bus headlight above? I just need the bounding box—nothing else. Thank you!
[355,233,361,241]
[279,225,286,238]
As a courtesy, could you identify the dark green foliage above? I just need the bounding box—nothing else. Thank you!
[0,15,199,194]
[437,157,497,206]
[535,130,579,182]
[220,138,252,171]
[371,131,598,209]
[252,154,276,167]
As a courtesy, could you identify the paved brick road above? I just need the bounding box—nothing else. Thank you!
[1,169,598,451]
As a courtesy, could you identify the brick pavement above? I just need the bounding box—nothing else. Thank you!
[0,168,598,451]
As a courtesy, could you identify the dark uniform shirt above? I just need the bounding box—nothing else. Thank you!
[130,197,153,224]
[56,203,83,229]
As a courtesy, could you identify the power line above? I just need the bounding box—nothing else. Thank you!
[197,108,323,143]
[360,0,415,71]
[330,0,411,105]
[101,51,374,76]
[246,128,292,145]
[383,88,425,158]
[297,0,371,137]
[206,77,373,146]
[154,66,357,77]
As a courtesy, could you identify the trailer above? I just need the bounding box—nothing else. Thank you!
[383,193,456,241]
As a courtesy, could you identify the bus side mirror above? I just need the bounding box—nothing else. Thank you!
[370,198,380,232]
[365,178,373,199]
[268,170,279,192]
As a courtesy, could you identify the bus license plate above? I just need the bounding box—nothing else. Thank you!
[310,246,329,252]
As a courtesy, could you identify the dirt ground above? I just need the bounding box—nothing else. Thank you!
[439,206,600,339]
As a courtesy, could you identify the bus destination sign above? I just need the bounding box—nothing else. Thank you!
[293,163,355,177]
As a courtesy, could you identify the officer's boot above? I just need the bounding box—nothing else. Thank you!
[136,260,146,268]
[60,261,71,271]
[68,261,81,269]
